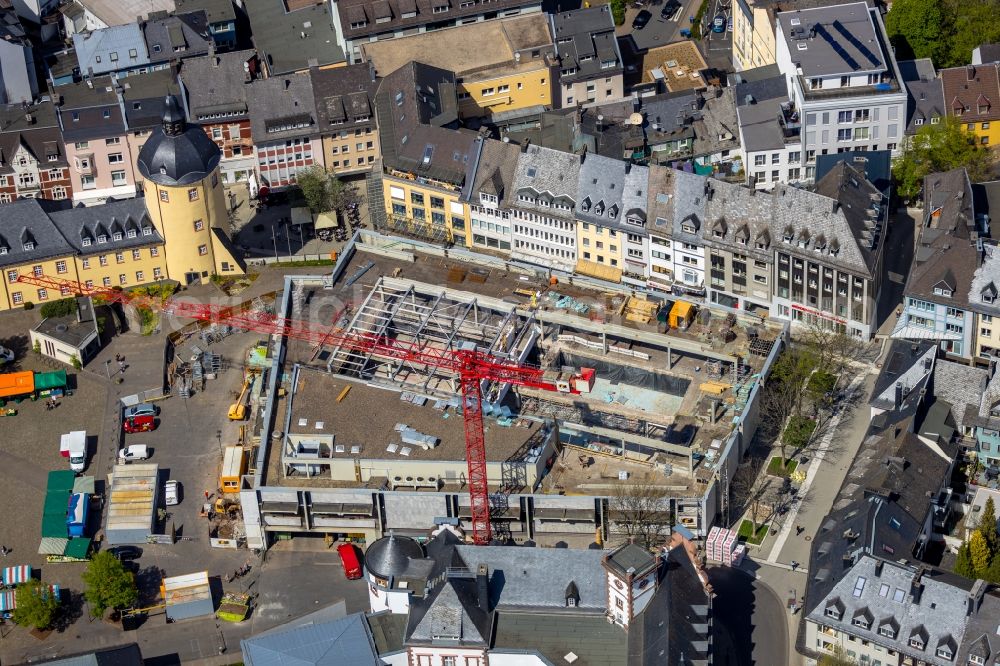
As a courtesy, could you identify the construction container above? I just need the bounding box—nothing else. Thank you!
[220,446,247,494]
[669,301,696,329]
[105,464,158,545]
[161,571,213,621]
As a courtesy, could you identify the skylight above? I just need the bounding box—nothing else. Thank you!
[852,576,866,597]
[526,167,537,178]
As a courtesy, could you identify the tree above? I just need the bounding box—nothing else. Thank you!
[295,166,356,215]
[82,551,138,618]
[609,0,625,26]
[941,0,1000,67]
[819,645,858,666]
[892,116,993,202]
[730,456,771,527]
[979,497,999,556]
[12,580,59,630]
[954,541,976,578]
[40,297,78,319]
[885,0,946,62]
[985,554,1000,584]
[608,481,671,549]
[971,530,992,574]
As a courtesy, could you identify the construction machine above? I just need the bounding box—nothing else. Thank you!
[227,377,252,421]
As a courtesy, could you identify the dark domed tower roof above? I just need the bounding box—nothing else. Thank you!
[137,95,221,187]
[364,533,424,578]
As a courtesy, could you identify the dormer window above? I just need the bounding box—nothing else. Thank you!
[112,232,123,241]
[0,246,6,255]
[608,204,618,219]
[22,241,34,251]
[142,227,153,236]
[909,637,925,650]
[594,202,604,215]
[852,615,870,630]
[934,286,953,297]
[565,581,579,607]
[825,606,841,620]
[581,197,591,212]
[937,646,954,660]
[782,226,794,242]
[878,622,897,639]
[97,235,107,244]
[82,237,91,247]
[127,229,136,239]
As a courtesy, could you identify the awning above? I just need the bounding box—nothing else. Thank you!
[2,565,31,586]
[574,260,622,283]
[314,212,340,230]
[290,207,313,226]
[890,323,959,341]
[34,370,67,391]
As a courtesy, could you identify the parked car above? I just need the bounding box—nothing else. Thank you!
[632,9,652,29]
[123,415,155,434]
[661,1,680,19]
[118,444,150,463]
[165,480,180,506]
[108,545,142,561]
[0,345,14,365]
[712,14,726,32]
[337,543,363,579]
[123,404,157,419]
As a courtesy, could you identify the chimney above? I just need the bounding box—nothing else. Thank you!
[476,564,489,613]
[968,65,976,81]
[895,382,902,409]
[832,201,840,214]
[284,79,291,91]
[910,567,925,605]
[874,560,883,577]
[968,579,987,616]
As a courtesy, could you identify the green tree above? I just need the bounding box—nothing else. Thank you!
[942,0,1000,68]
[979,497,999,556]
[955,541,976,578]
[818,645,857,666]
[40,297,78,319]
[892,116,992,201]
[885,0,946,62]
[295,166,354,215]
[12,580,59,630]
[971,530,992,574]
[82,551,138,618]
[609,0,625,26]
[985,554,1000,584]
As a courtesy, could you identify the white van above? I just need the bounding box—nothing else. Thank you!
[118,445,150,463]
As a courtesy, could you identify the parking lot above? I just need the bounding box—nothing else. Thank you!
[620,0,694,51]
[0,284,371,663]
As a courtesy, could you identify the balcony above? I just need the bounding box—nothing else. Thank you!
[74,154,94,176]
[798,76,901,102]
[779,101,801,140]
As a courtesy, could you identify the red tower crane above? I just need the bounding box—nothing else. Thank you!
[18,274,595,544]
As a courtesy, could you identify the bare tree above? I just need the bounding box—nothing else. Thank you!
[729,455,771,528]
[799,323,865,379]
[608,482,671,549]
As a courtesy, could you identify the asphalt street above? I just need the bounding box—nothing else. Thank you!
[709,564,790,666]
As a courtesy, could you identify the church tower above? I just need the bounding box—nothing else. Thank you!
[137,95,243,284]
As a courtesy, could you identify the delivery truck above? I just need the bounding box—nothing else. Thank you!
[60,431,87,473]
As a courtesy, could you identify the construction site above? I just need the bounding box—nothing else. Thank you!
[232,231,787,548]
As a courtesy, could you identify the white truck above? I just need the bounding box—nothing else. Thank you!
[60,431,87,473]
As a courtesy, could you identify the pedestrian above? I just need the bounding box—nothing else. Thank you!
[204,490,210,500]
[115,353,121,363]
[2,546,8,556]
[790,560,799,571]
[795,525,803,536]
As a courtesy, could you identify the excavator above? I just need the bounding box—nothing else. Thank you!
[227,377,253,421]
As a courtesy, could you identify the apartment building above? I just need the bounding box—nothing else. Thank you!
[895,169,981,360]
[245,0,345,76]
[970,243,1000,362]
[735,70,805,188]
[361,14,555,121]
[335,0,542,66]
[58,76,138,205]
[179,49,259,185]
[508,143,580,273]
[462,136,521,256]
[310,64,381,177]
[121,69,183,184]
[775,2,907,168]
[550,6,623,108]
[941,62,1000,147]
[376,62,473,246]
[899,59,945,137]
[246,73,322,190]
[0,101,72,203]
[732,0,779,72]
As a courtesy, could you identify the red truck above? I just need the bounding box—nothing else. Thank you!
[337,543,362,580]
[123,415,155,434]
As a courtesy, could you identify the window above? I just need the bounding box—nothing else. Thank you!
[198,244,208,256]
[153,267,162,279]
[6,269,16,283]
[188,188,199,201]
[160,190,169,202]
[118,273,127,285]
[982,328,993,337]
[99,255,108,267]
[108,152,123,164]
[111,170,127,186]
[32,265,43,277]
[37,288,48,301]
[837,128,852,141]
[754,155,766,166]
[194,219,205,232]
[82,258,90,269]
[116,252,125,264]
[81,175,96,190]
[131,249,141,261]
[837,110,852,123]
[852,576,866,597]
[150,247,159,257]
[135,270,144,282]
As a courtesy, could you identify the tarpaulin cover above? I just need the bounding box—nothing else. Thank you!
[33,370,67,391]
[2,565,30,585]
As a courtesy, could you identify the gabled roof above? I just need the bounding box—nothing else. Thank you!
[142,12,211,64]
[942,63,1000,122]
[0,198,75,268]
[73,24,149,76]
[0,101,67,173]
[180,49,257,119]
[241,612,381,666]
[245,0,344,75]
[899,59,945,136]
[247,73,317,143]
[511,143,580,217]
[463,137,521,205]
[310,64,378,134]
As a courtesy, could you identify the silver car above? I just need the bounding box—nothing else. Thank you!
[123,404,157,419]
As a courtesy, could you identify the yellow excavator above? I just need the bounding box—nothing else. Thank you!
[227,377,252,421]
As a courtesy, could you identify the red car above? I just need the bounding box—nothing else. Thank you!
[337,543,363,580]
[123,415,155,433]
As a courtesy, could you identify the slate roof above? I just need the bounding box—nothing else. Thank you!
[32,643,143,666]
[969,241,1000,320]
[869,340,936,412]
[777,2,886,77]
[336,0,538,41]
[493,611,627,665]
[666,166,880,277]
[175,0,236,25]
[375,61,472,185]
[735,73,795,153]
[0,198,76,268]
[47,198,162,255]
[180,49,255,119]
[976,44,1000,65]
[904,168,980,307]
[941,63,1000,124]
[805,556,972,666]
[462,137,521,205]
[692,86,741,158]
[812,159,887,273]
[899,59,945,135]
[364,534,424,579]
[56,76,127,143]
[511,143,580,217]
[931,360,988,433]
[641,90,698,149]
[814,150,892,197]
[245,0,344,76]
[867,423,956,523]
[73,24,149,77]
[955,589,1000,665]
[136,95,222,186]
[310,64,378,136]
[142,11,212,64]
[246,73,317,144]
[577,152,628,227]
[0,101,68,174]
[241,612,382,666]
[120,68,181,130]
[550,6,622,84]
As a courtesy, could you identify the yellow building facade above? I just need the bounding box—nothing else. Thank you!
[732,1,778,71]
[575,221,624,282]
[136,95,243,284]
[457,67,553,119]
[383,174,469,247]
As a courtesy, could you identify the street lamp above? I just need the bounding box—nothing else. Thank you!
[104,359,111,380]
[217,429,223,453]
